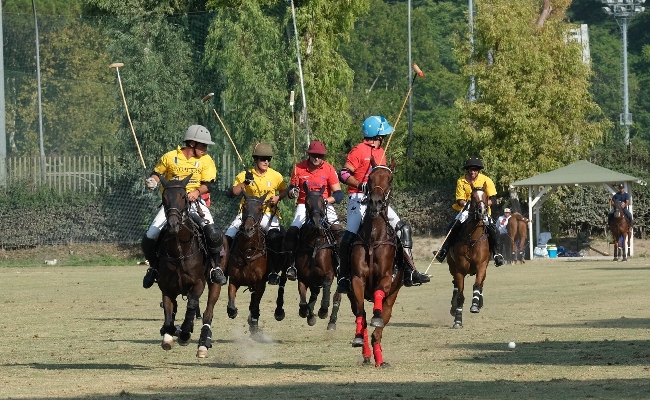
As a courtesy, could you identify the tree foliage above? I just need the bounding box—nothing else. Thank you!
[457,0,612,188]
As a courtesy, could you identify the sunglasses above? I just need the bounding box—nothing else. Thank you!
[256,157,272,162]
[468,167,481,172]
[309,154,325,159]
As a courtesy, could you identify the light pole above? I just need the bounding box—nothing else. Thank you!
[601,0,645,146]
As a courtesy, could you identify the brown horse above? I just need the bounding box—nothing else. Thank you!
[226,192,269,337]
[447,186,491,329]
[609,200,630,262]
[506,212,529,264]
[348,158,401,367]
[156,175,227,358]
[293,183,341,327]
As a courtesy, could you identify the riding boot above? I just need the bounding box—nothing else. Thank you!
[336,231,356,294]
[283,226,300,281]
[266,229,285,285]
[396,221,430,287]
[434,220,463,263]
[203,224,227,285]
[486,222,505,267]
[141,235,159,289]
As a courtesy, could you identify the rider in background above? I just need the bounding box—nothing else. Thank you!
[142,125,226,288]
[225,143,291,285]
[336,115,431,293]
[283,141,345,280]
[608,183,633,227]
[434,156,505,267]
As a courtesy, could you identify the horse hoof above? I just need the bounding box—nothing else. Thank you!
[326,322,336,331]
[178,333,191,346]
[370,317,384,328]
[274,309,285,321]
[470,305,480,313]
[227,307,238,319]
[318,308,328,319]
[299,309,308,318]
[376,362,391,368]
[161,333,174,350]
[362,357,372,365]
[449,307,456,317]
[196,346,208,358]
[452,323,463,329]
[307,316,317,326]
[351,337,364,347]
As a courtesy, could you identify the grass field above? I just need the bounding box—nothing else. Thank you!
[1,251,650,399]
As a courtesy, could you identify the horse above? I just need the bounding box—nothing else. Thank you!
[447,185,491,329]
[226,191,269,338]
[292,183,341,327]
[348,157,401,367]
[155,175,227,358]
[506,212,529,264]
[609,200,630,262]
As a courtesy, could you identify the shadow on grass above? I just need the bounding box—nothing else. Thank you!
[14,379,650,399]
[455,339,650,367]
[4,363,151,370]
[540,317,650,329]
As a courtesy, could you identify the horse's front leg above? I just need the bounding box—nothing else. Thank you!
[274,265,288,322]
[306,286,321,326]
[451,274,465,329]
[318,282,332,320]
[371,289,398,368]
[248,282,267,338]
[197,282,222,358]
[179,282,205,346]
[327,290,342,331]
[160,295,177,350]
[470,265,486,313]
[622,234,628,261]
[370,275,393,328]
[227,282,238,319]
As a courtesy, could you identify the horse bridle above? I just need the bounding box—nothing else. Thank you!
[469,188,488,221]
[241,197,264,230]
[163,187,190,223]
[364,165,392,210]
[306,193,327,227]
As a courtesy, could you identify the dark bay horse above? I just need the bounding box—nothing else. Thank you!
[348,158,401,367]
[156,175,226,358]
[506,212,529,264]
[609,200,630,262]
[293,183,341,327]
[447,186,491,329]
[226,192,269,337]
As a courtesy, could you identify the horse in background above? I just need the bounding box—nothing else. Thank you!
[447,185,491,329]
[155,175,226,358]
[506,212,529,264]
[609,200,630,262]
[226,192,269,338]
[348,157,401,367]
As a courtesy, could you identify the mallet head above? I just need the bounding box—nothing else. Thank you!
[412,63,424,77]
[109,62,124,69]
[202,93,215,104]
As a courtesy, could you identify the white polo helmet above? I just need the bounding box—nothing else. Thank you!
[184,125,214,145]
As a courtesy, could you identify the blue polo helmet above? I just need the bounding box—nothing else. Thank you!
[362,115,393,138]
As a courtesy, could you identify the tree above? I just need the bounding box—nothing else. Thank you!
[457,0,611,188]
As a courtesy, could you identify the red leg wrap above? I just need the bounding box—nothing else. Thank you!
[373,290,385,313]
[355,316,365,336]
[373,343,384,366]
[362,327,371,358]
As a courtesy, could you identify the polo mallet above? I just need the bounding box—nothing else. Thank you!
[290,91,298,178]
[381,63,424,163]
[109,62,147,172]
[201,93,246,168]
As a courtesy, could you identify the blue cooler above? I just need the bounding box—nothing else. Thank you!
[547,245,557,258]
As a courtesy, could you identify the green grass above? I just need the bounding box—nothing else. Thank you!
[1,254,649,399]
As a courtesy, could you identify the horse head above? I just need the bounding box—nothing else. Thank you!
[304,183,327,230]
[469,185,488,221]
[241,191,268,238]
[159,174,192,234]
[613,200,626,219]
[366,156,395,219]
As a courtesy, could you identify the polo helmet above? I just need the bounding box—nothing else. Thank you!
[252,142,274,157]
[184,125,214,145]
[362,115,393,138]
[307,140,327,155]
[463,156,484,170]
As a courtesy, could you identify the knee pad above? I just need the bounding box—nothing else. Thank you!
[395,221,413,249]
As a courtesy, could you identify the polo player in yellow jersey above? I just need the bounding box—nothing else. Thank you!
[225,143,292,285]
[141,125,227,288]
[434,156,505,267]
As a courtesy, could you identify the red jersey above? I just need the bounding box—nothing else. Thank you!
[345,142,386,194]
[290,159,339,204]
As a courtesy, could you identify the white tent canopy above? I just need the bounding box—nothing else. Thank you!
[510,160,641,259]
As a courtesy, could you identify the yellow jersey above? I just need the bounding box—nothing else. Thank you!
[234,167,288,214]
[453,173,497,213]
[153,146,217,193]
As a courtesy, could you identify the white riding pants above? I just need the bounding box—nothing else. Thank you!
[345,193,400,234]
[225,213,281,238]
[146,200,214,240]
[290,203,340,228]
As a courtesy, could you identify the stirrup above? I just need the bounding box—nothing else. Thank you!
[286,266,297,281]
[210,267,227,285]
[143,267,158,289]
[336,277,351,294]
[267,272,280,286]
[404,270,430,287]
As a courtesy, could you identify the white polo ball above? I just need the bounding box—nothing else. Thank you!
[508,341,516,349]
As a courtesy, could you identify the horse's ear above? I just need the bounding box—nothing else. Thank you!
[158,174,168,188]
[261,192,269,203]
[181,175,192,187]
[370,155,377,168]
[242,191,249,200]
[319,185,325,195]
[303,181,309,193]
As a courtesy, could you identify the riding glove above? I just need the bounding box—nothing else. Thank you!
[244,171,254,185]
[145,177,158,190]
[358,181,368,194]
[288,185,299,199]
